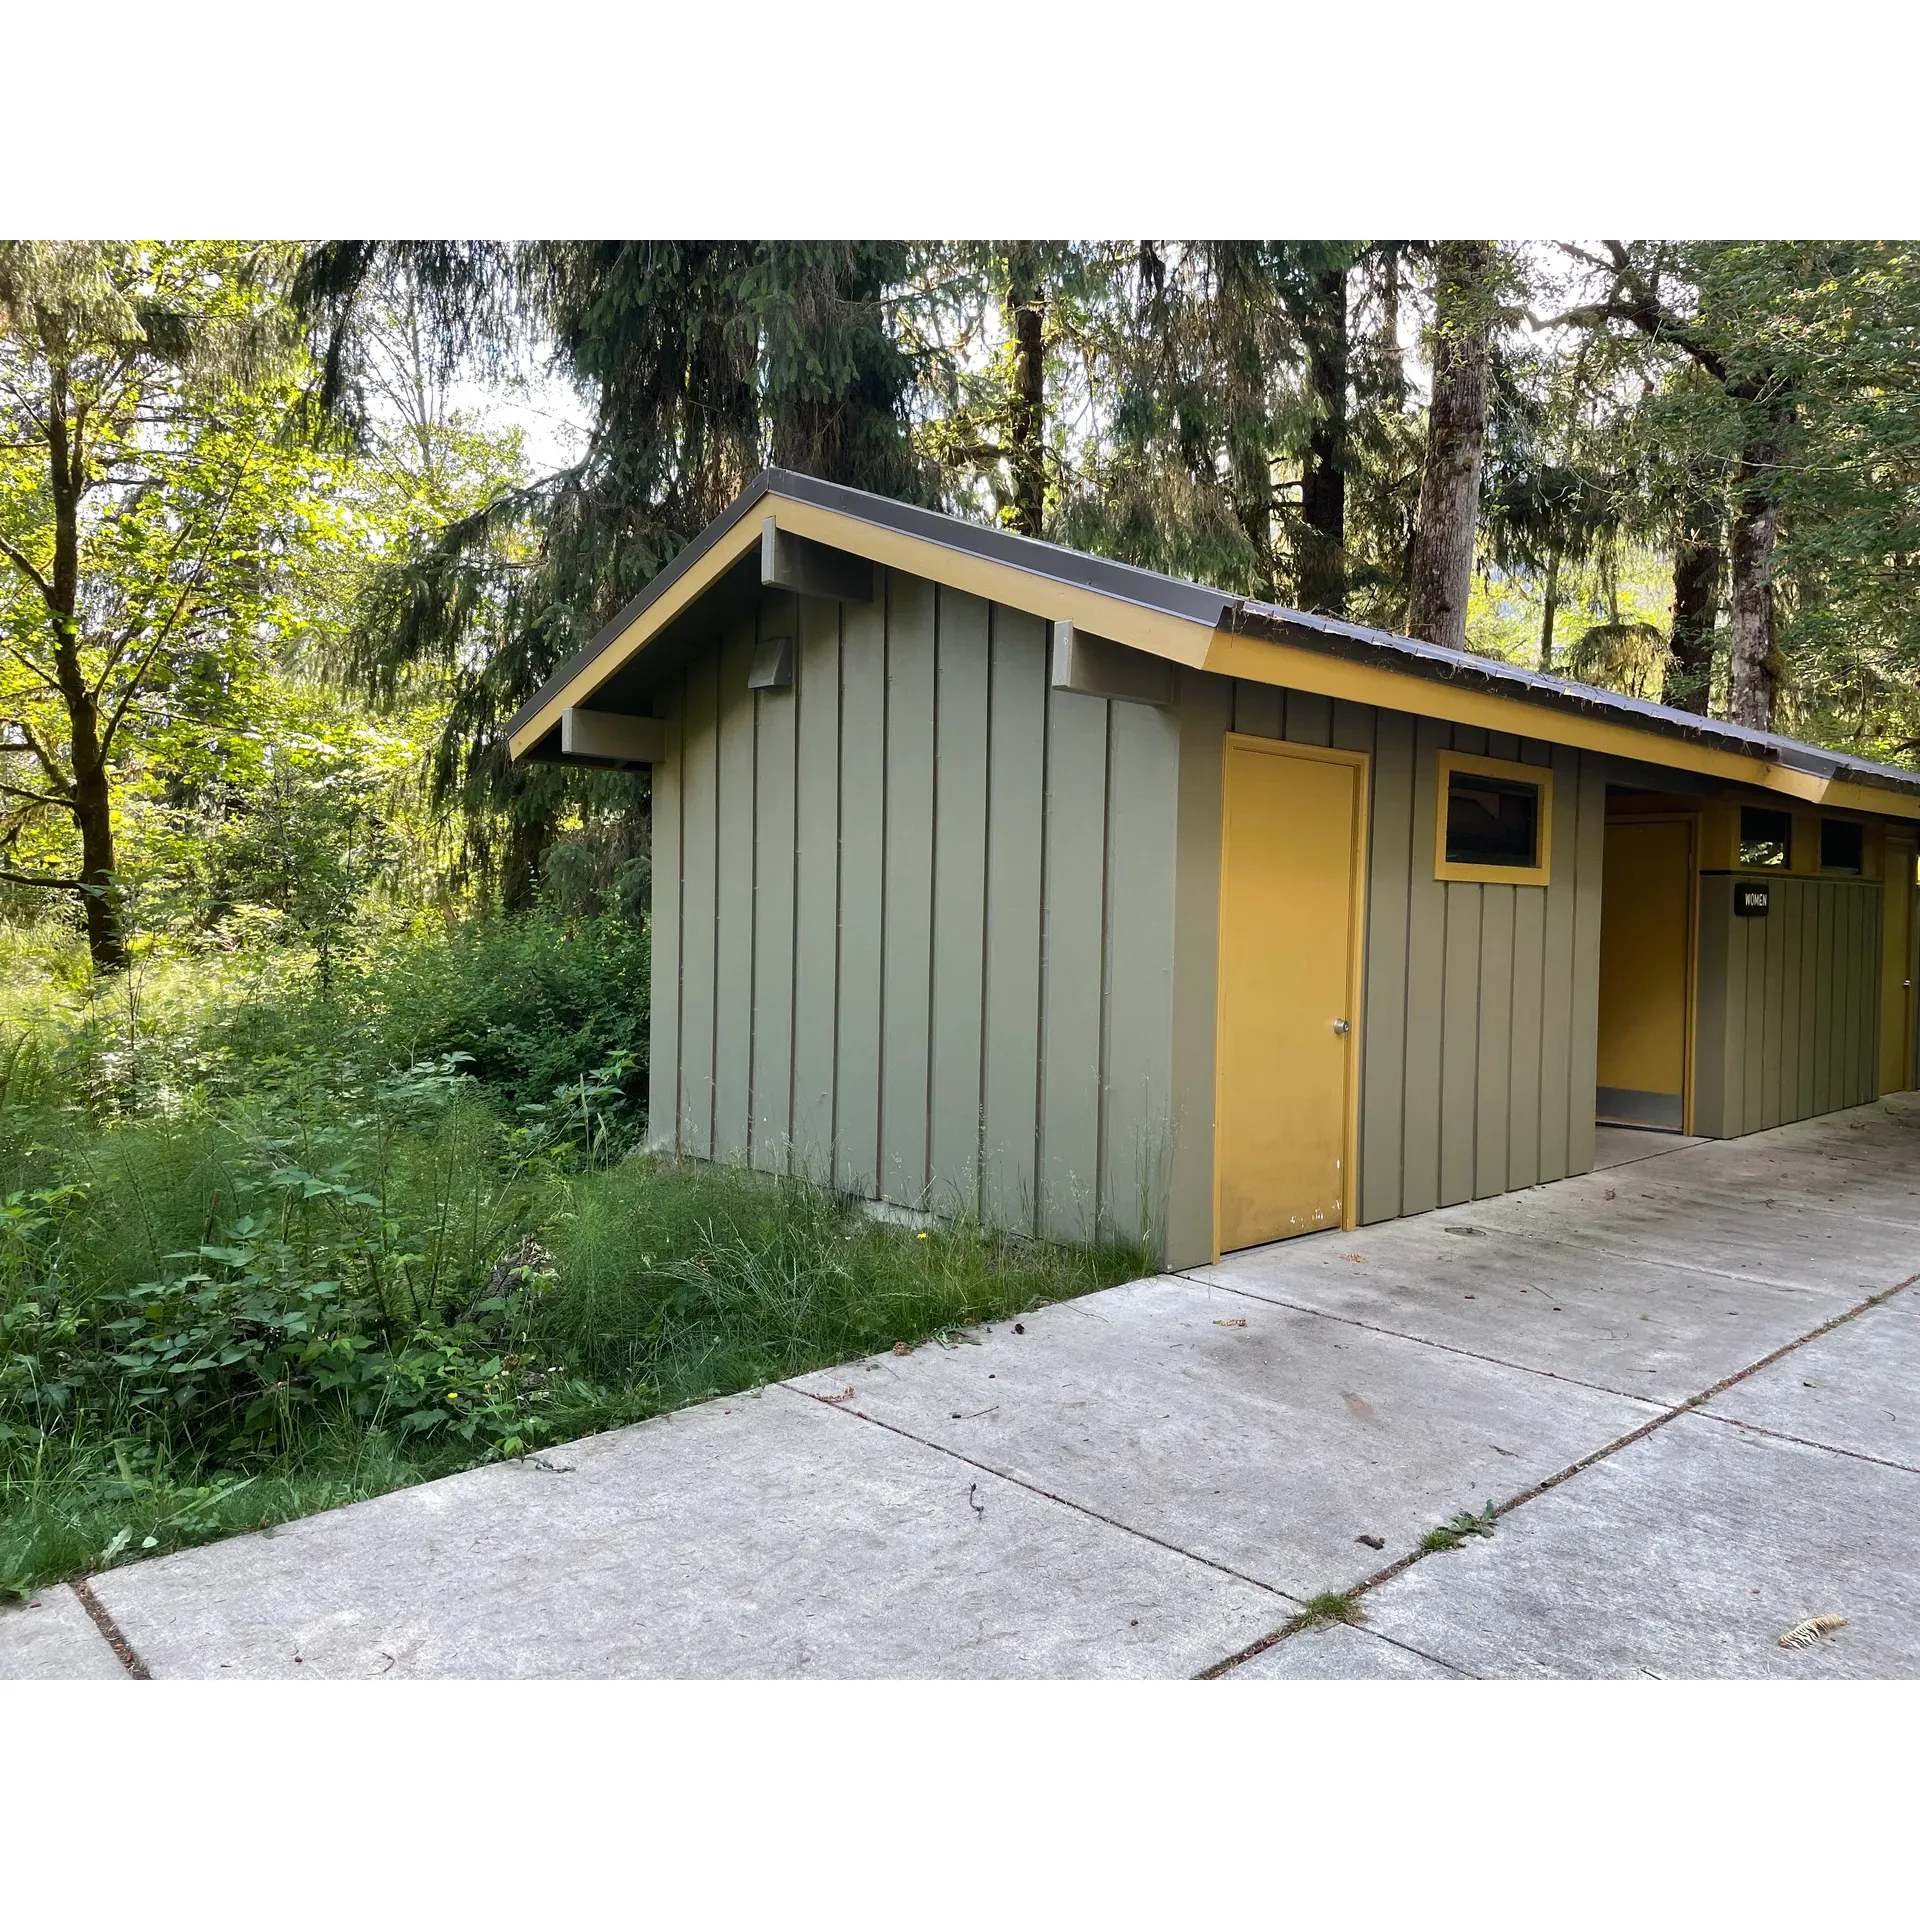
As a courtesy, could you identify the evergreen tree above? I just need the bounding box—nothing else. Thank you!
[298,241,927,908]
[1408,241,1498,649]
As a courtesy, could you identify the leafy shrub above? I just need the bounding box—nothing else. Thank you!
[359,911,649,1110]
[0,909,1147,1596]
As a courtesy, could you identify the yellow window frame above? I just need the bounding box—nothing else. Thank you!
[1434,749,1554,886]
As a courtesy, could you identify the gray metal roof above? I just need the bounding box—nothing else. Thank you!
[1230,600,1920,796]
[515,467,1920,798]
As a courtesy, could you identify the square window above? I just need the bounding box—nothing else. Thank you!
[1739,806,1792,868]
[1433,752,1552,884]
[1820,819,1864,873]
[1446,773,1539,867]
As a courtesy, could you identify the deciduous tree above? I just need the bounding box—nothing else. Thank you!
[0,242,329,969]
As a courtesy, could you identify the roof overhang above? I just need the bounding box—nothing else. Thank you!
[507,470,1920,823]
[1204,620,1920,821]
[506,469,1226,765]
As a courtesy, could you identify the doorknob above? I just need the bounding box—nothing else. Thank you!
[1333,1018,1351,1035]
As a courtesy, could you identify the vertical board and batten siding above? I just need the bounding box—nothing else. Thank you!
[747,605,796,1174]
[673,645,719,1160]
[789,593,841,1175]
[1163,671,1233,1268]
[1351,714,1605,1226]
[634,552,1906,1277]
[647,569,1181,1250]
[1692,873,1882,1136]
[880,572,936,1201]
[712,622,756,1165]
[833,593,886,1197]
[980,609,1047,1230]
[1101,702,1181,1239]
[926,591,990,1202]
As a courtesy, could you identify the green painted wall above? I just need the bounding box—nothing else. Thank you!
[656,605,1613,1270]
[1692,872,1882,1136]
[649,569,1181,1253]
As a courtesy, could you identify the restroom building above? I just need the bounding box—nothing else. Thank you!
[508,470,1920,1269]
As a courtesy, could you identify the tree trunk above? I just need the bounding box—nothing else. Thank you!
[1727,461,1779,731]
[45,365,127,971]
[1668,495,1724,718]
[1298,261,1349,615]
[500,810,551,915]
[1376,245,1406,408]
[1228,432,1275,601]
[1538,551,1561,672]
[63,685,124,971]
[1407,241,1495,649]
[1005,249,1046,539]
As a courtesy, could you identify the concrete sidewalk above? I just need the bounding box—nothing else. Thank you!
[6,1098,1918,1680]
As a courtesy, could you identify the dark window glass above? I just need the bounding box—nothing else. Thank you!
[1820,819,1864,873]
[1446,772,1540,867]
[1739,806,1792,868]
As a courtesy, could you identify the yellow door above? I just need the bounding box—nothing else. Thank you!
[1597,818,1693,1129]
[1215,736,1366,1253]
[1881,838,1916,1093]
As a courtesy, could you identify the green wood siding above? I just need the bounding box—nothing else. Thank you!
[980,607,1048,1232]
[880,572,937,1201]
[833,594,886,1195]
[646,669,683,1153]
[651,569,1184,1254]
[1164,670,1230,1268]
[1358,709,1415,1221]
[1039,689,1110,1239]
[926,589,990,1211]
[1101,700,1180,1244]
[656,587,1636,1266]
[1349,712,1603,1226]
[676,641,720,1159]
[1692,872,1882,1137]
[788,595,840,1178]
[749,604,797,1171]
[1398,716,1450,1217]
[712,618,757,1165]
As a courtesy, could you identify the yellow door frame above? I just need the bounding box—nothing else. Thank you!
[1212,732,1371,1259]
[1881,832,1918,1093]
[1600,809,1702,1137]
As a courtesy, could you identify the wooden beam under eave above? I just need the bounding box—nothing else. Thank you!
[560,709,667,766]
[761,517,873,602]
[1050,621,1175,707]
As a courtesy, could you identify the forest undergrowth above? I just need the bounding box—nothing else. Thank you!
[0,915,1146,1597]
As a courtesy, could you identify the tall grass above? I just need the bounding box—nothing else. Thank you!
[0,917,1149,1596]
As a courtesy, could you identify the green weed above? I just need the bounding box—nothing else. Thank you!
[1295,1590,1364,1628]
[1419,1501,1498,1553]
[0,916,1151,1593]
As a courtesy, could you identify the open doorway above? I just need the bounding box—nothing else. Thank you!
[1597,813,1696,1132]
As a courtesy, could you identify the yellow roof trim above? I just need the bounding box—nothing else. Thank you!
[507,511,766,760]
[1201,627,1920,822]
[508,496,1218,762]
[766,495,1219,666]
[510,481,1920,823]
